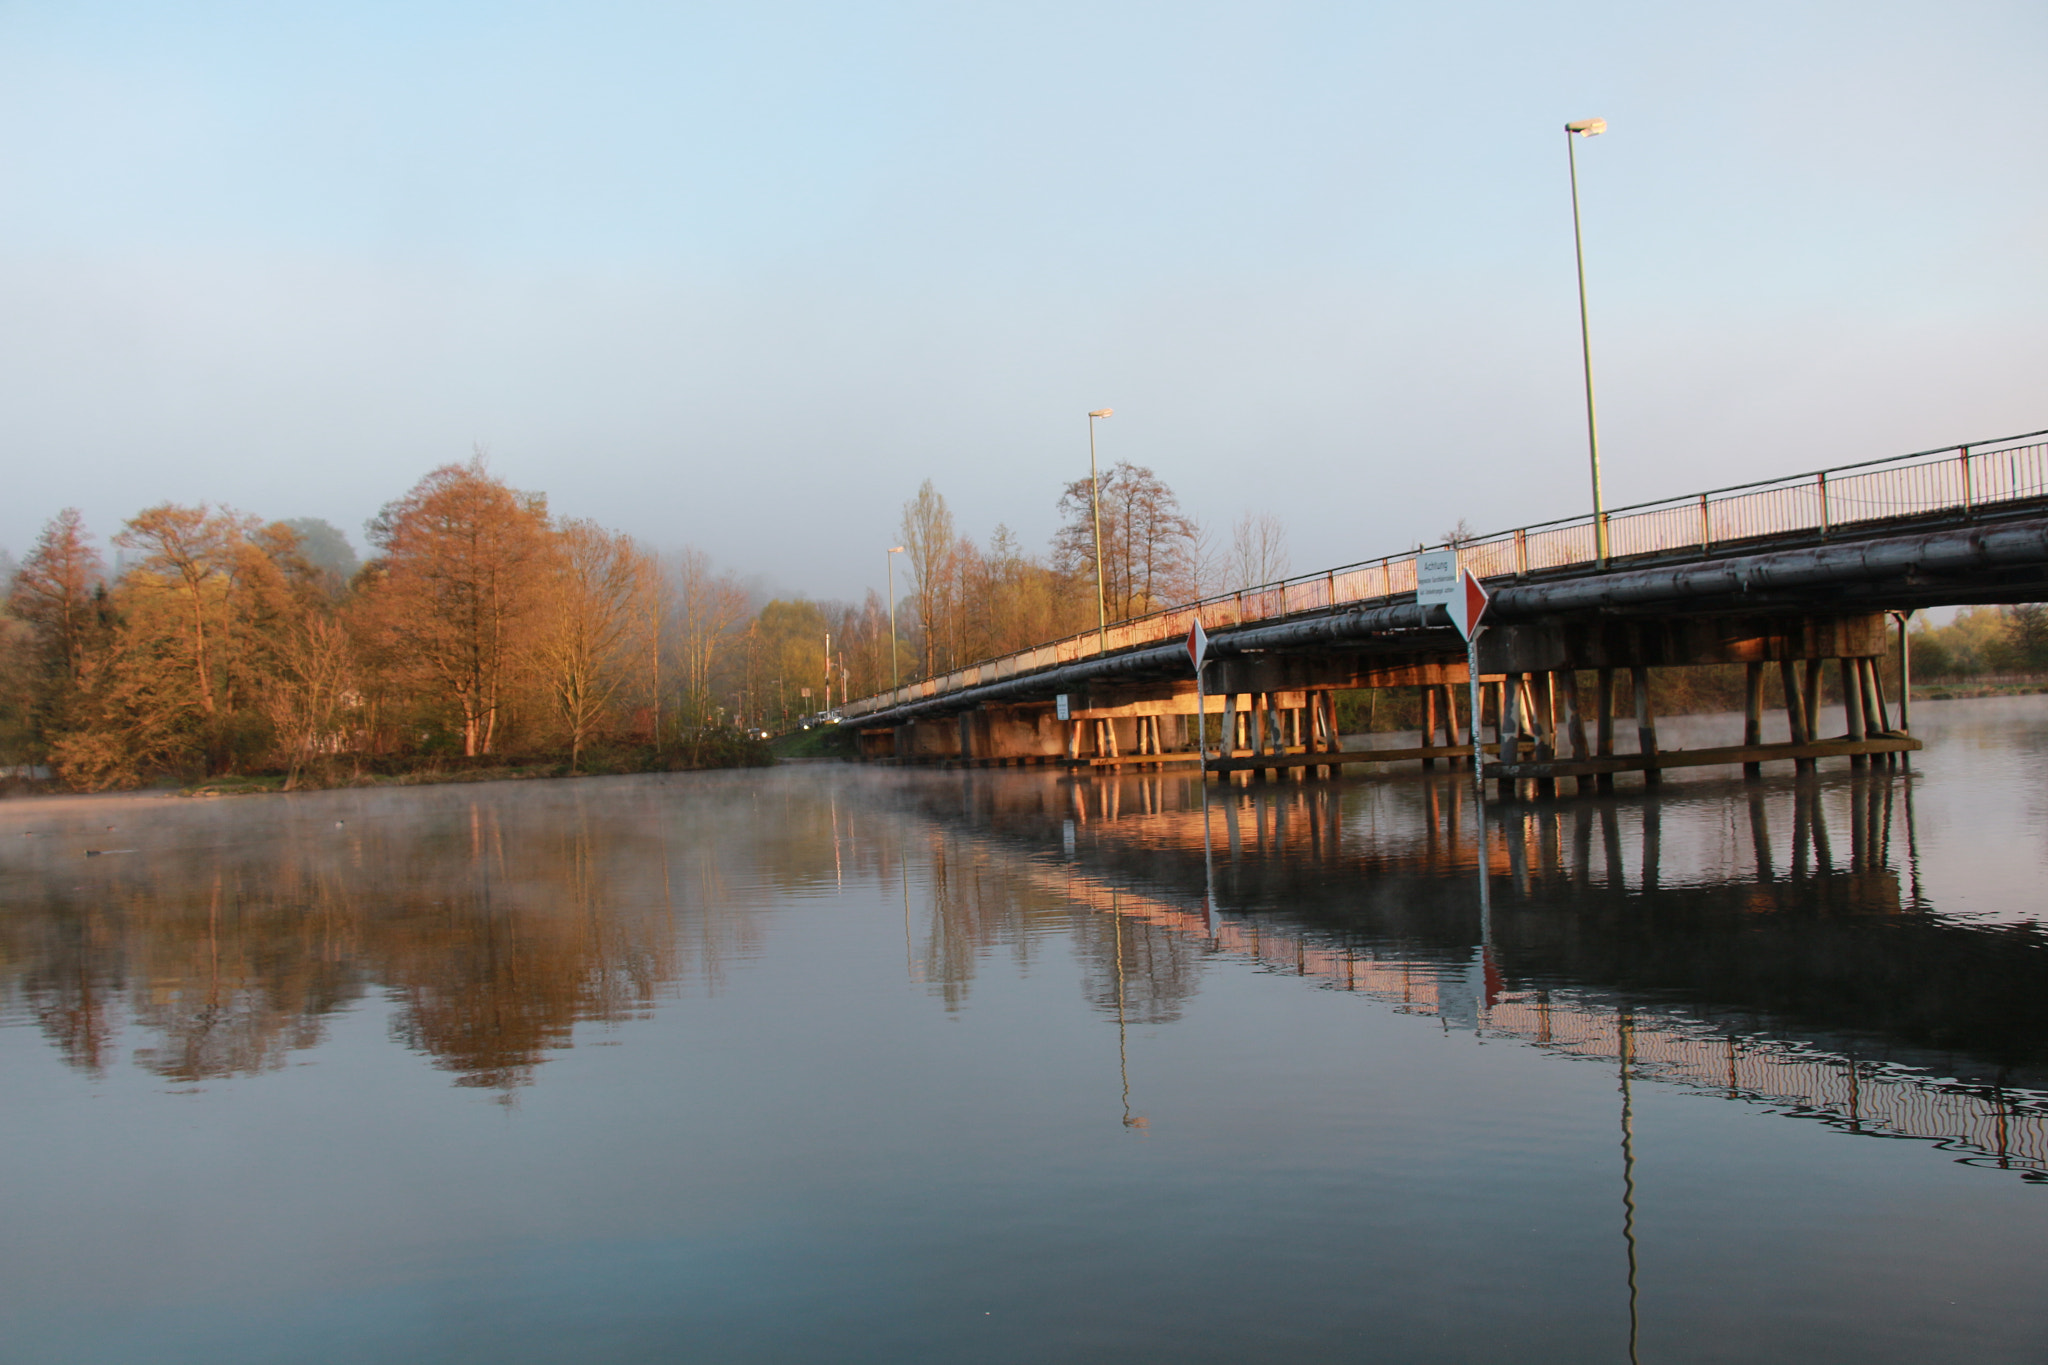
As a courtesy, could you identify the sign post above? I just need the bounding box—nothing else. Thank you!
[1452,567,1492,788]
[1446,564,1495,935]
[1186,618,1210,778]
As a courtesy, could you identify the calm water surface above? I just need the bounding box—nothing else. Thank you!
[5,696,2048,1362]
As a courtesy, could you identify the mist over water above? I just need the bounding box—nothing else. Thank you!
[4,696,2048,1362]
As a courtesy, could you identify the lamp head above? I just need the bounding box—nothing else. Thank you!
[1566,118,1607,137]
[888,545,904,554]
[1089,409,1113,419]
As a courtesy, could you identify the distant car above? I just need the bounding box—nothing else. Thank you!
[824,711,844,725]
[747,727,771,741]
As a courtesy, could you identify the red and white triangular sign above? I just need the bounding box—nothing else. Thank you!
[1187,618,1210,673]
[1449,568,1490,640]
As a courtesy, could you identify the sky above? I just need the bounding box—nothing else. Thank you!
[0,0,2042,603]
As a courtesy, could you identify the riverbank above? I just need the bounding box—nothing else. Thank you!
[0,736,777,800]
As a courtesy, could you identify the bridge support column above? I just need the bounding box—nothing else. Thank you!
[1862,657,1890,734]
[1781,658,1814,774]
[1840,657,1867,770]
[1529,673,1557,798]
[1558,670,1589,793]
[1595,668,1616,793]
[1743,662,1766,781]
[1632,666,1660,787]
[1498,672,1524,800]
[1802,659,1824,763]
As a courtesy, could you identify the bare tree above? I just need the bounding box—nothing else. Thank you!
[1229,511,1291,589]
[1054,461,1198,621]
[671,548,751,723]
[537,521,652,770]
[899,480,956,676]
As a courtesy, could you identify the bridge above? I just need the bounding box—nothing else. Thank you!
[845,427,2048,793]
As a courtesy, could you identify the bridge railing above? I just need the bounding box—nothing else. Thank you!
[843,427,2048,719]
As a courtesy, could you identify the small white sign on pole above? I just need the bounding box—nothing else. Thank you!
[1416,549,1461,610]
[1056,693,1071,721]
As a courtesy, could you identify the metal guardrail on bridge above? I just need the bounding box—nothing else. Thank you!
[843,427,2048,720]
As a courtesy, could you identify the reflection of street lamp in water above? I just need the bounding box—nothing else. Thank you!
[1113,892,1149,1131]
[1619,1011,1641,1365]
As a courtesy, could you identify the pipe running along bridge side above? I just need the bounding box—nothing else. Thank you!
[842,428,2048,793]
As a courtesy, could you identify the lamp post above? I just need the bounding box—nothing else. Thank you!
[886,545,905,690]
[1088,408,1113,654]
[1566,117,1608,565]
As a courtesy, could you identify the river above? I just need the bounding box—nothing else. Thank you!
[4,695,2048,1362]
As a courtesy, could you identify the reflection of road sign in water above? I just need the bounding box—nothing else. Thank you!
[1449,568,1491,640]
[1187,619,1209,674]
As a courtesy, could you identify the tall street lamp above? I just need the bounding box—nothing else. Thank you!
[1088,408,1113,654]
[886,545,905,690]
[1566,117,1609,564]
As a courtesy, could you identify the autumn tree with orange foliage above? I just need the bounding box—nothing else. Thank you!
[6,508,107,755]
[537,520,655,770]
[358,458,553,758]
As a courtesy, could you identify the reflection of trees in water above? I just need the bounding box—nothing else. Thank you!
[1073,907,1201,1026]
[894,774,1205,1023]
[913,830,1070,1012]
[0,778,856,1090]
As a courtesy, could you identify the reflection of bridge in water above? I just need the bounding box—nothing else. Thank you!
[901,766,2048,1180]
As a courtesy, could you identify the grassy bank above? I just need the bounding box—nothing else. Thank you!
[2,733,778,799]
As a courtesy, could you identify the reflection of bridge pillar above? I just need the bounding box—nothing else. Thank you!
[1743,662,1766,780]
[1601,805,1624,888]
[1507,812,1531,895]
[1642,802,1662,893]
[1572,805,1593,889]
[1850,772,1869,868]
[1748,787,1775,882]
